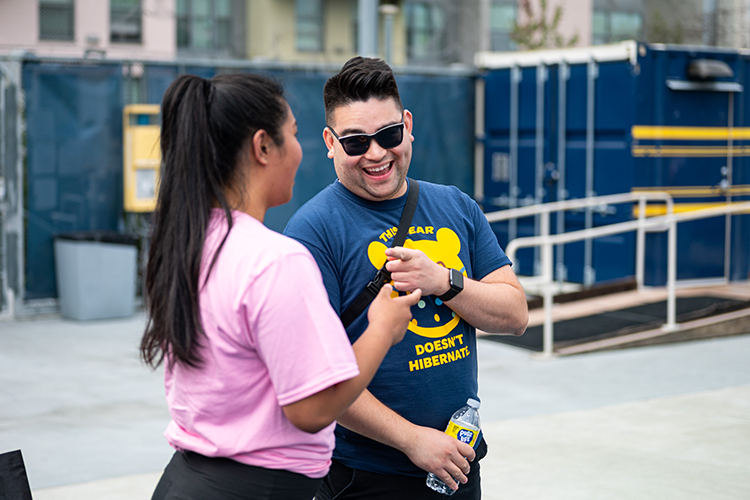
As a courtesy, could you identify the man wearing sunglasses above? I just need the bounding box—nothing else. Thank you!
[285,57,528,500]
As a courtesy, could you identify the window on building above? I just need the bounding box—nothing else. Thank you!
[592,11,607,44]
[296,0,324,52]
[404,2,446,63]
[39,0,74,41]
[593,0,643,45]
[610,12,642,40]
[111,0,142,43]
[593,10,642,44]
[177,0,235,55]
[490,1,517,51]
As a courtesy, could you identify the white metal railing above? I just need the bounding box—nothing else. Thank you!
[485,191,675,290]
[494,200,750,357]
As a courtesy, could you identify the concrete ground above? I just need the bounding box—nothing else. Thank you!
[1,311,749,500]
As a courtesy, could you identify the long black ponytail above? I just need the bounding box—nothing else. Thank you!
[141,73,287,369]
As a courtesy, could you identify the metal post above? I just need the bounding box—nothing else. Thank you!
[358,0,379,57]
[474,77,485,202]
[664,218,678,331]
[478,0,491,52]
[724,92,733,282]
[703,0,717,46]
[0,67,6,317]
[540,212,554,357]
[0,59,23,318]
[636,197,646,290]
[556,61,569,284]
[509,66,521,242]
[534,63,548,276]
[584,59,598,286]
[379,4,399,64]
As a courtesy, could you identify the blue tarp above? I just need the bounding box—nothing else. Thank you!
[24,62,124,299]
[22,61,476,299]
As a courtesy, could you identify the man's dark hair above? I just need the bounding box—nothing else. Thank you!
[323,56,403,125]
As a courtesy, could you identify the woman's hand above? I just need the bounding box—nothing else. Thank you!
[367,284,421,346]
[282,285,420,433]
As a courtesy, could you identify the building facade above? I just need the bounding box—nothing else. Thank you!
[0,1,748,67]
[0,0,176,60]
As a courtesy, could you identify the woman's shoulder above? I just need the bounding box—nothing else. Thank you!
[204,210,313,272]
[231,211,310,257]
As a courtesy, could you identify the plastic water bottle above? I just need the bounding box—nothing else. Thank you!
[425,398,481,495]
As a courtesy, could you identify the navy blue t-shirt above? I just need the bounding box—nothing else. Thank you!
[284,179,510,476]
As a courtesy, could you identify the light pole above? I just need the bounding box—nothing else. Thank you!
[358,0,379,56]
[380,4,399,64]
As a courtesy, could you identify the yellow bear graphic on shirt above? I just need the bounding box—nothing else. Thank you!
[367,227,466,339]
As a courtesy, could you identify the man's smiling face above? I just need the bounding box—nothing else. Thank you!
[324,97,414,202]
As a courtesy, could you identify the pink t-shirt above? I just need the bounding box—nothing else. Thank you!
[163,209,359,478]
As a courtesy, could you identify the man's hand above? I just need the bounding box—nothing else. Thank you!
[386,246,527,335]
[384,247,450,297]
[400,425,476,491]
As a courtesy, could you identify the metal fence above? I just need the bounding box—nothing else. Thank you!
[0,55,477,314]
[498,197,750,357]
[0,59,23,318]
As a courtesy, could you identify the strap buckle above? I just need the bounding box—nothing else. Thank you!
[366,268,391,296]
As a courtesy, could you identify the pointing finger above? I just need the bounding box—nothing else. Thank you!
[403,289,422,305]
[386,247,413,261]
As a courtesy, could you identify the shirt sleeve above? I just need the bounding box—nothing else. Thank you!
[246,249,359,407]
[467,194,512,281]
[284,211,343,314]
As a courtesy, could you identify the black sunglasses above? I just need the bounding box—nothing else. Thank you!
[328,122,405,156]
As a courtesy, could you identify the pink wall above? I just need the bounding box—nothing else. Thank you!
[0,1,38,48]
[0,0,175,60]
[519,0,592,47]
[553,0,592,46]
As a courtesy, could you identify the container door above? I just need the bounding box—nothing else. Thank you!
[634,50,744,284]
[483,64,559,277]
[483,59,637,285]
[561,60,636,285]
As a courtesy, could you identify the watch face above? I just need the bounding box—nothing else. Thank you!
[438,268,464,302]
[451,268,464,291]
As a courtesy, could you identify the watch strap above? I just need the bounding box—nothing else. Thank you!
[437,268,463,302]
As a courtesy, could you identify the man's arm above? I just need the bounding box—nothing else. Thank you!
[336,389,475,492]
[336,256,525,492]
[385,247,528,335]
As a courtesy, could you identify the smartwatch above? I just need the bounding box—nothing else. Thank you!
[437,268,464,302]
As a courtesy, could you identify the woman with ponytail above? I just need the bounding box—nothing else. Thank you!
[141,73,421,500]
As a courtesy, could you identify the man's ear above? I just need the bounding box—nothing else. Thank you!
[322,127,335,158]
[404,109,414,142]
[252,129,271,165]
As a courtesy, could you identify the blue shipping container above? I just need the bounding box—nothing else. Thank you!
[476,41,750,286]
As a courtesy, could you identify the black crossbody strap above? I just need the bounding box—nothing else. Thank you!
[340,180,420,329]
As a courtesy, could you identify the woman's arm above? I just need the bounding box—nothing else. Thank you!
[282,285,421,433]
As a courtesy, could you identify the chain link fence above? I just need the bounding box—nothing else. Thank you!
[0,55,477,316]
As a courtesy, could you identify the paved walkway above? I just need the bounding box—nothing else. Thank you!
[1,312,748,499]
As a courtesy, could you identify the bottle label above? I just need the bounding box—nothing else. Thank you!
[445,421,478,447]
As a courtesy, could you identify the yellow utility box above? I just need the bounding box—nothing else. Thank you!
[123,104,161,212]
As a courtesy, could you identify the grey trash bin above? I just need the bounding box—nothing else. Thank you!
[54,231,139,321]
